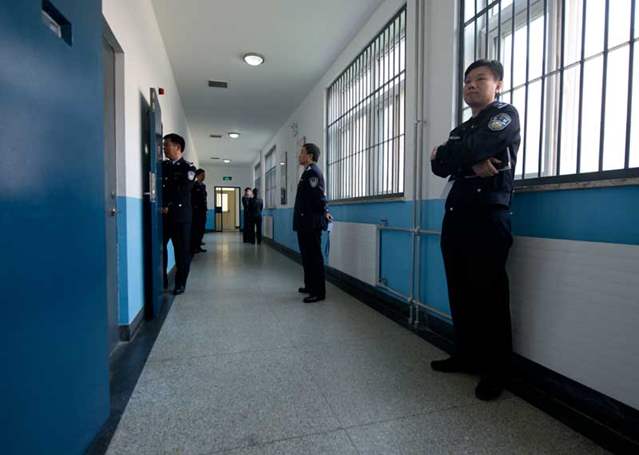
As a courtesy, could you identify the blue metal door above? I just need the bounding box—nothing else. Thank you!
[144,88,164,318]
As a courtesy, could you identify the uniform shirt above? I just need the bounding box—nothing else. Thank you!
[431,101,520,210]
[191,181,207,215]
[293,163,328,232]
[249,197,263,218]
[161,157,197,223]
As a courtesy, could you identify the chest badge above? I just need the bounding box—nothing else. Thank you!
[488,113,512,131]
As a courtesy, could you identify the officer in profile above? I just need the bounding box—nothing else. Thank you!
[249,187,264,245]
[191,169,207,254]
[161,133,197,295]
[430,60,520,401]
[242,187,253,243]
[293,143,332,303]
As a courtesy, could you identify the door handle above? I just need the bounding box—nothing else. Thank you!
[110,208,117,216]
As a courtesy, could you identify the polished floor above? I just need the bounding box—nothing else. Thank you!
[106,233,607,455]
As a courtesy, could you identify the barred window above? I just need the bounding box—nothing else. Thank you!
[254,162,261,195]
[264,147,277,208]
[460,0,639,184]
[326,7,406,201]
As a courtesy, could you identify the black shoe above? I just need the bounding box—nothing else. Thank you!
[200,241,205,245]
[303,295,325,303]
[298,287,311,294]
[475,376,504,401]
[173,286,185,295]
[430,357,477,374]
[196,248,207,253]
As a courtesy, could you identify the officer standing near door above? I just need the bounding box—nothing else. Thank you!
[430,60,520,401]
[293,143,332,303]
[162,133,197,295]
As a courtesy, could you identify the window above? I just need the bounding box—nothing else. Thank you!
[327,7,406,201]
[216,193,229,212]
[460,0,639,184]
[254,163,261,195]
[265,147,277,208]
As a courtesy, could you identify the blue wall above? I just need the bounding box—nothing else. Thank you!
[0,1,110,453]
[265,185,638,323]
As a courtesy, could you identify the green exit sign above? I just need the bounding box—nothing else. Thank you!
[222,176,232,181]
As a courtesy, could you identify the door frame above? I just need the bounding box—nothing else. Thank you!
[102,19,126,349]
[214,186,241,232]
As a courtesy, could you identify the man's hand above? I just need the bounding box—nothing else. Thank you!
[472,157,502,178]
[325,212,334,222]
[161,207,169,215]
[430,147,439,161]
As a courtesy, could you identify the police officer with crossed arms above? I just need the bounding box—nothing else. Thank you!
[430,60,520,401]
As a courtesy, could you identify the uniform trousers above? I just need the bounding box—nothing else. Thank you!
[297,229,325,298]
[163,219,192,289]
[440,206,513,378]
[191,211,206,252]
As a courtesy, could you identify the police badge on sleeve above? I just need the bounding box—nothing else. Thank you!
[309,177,319,188]
[488,113,512,131]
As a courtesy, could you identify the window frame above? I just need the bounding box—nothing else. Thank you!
[325,6,407,202]
[458,0,639,188]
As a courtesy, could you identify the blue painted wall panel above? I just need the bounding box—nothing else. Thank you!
[511,186,639,245]
[379,230,412,297]
[0,1,110,453]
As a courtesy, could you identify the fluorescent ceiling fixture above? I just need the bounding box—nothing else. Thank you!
[279,162,286,166]
[228,132,240,139]
[243,53,264,66]
[223,159,231,163]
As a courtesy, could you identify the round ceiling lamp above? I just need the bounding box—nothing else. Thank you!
[223,159,231,164]
[228,132,240,139]
[243,53,265,66]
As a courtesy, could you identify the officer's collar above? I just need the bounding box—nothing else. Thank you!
[171,157,183,165]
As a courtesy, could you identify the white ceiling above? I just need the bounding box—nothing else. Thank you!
[151,0,385,166]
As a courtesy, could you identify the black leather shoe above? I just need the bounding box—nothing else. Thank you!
[173,286,185,295]
[298,287,311,294]
[475,376,504,401]
[196,248,207,253]
[303,295,325,303]
[430,357,477,374]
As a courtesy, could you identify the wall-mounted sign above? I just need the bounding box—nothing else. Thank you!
[222,176,232,181]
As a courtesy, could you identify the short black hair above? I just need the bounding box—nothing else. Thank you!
[244,187,252,192]
[464,59,504,81]
[252,188,259,197]
[303,143,320,162]
[163,133,185,151]
[195,168,205,176]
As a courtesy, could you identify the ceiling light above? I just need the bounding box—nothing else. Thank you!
[279,162,286,166]
[223,159,231,164]
[243,53,265,66]
[228,132,240,139]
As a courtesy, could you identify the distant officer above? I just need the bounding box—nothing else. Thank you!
[430,60,520,401]
[249,187,264,245]
[293,143,332,303]
[242,187,252,243]
[161,133,197,295]
[191,169,207,254]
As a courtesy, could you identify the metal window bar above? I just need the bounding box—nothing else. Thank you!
[326,7,406,202]
[626,0,637,169]
[598,0,610,172]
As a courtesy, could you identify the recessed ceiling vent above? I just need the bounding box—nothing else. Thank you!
[210,157,221,160]
[209,134,223,138]
[208,80,228,88]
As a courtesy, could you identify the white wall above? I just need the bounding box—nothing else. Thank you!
[103,0,199,199]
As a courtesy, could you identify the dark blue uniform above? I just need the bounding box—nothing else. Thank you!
[191,181,207,252]
[293,163,328,298]
[162,157,196,291]
[431,101,520,380]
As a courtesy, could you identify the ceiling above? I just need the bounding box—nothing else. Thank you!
[151,0,385,166]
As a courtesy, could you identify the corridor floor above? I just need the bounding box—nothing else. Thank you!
[107,233,607,455]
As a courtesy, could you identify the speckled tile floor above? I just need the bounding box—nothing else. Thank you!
[106,233,607,455]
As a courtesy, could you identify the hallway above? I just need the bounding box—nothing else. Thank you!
[106,234,605,455]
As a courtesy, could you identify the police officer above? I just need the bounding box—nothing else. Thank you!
[242,188,253,243]
[249,187,264,245]
[293,143,332,303]
[430,60,520,401]
[162,133,197,295]
[191,169,207,254]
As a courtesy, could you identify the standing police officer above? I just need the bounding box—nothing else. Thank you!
[191,169,207,254]
[162,133,197,295]
[430,60,520,401]
[293,143,332,303]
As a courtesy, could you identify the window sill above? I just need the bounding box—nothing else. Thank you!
[515,177,639,193]
[328,193,406,205]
